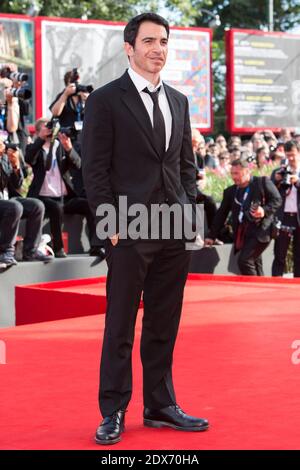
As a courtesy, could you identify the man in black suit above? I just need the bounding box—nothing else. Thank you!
[82,13,209,445]
[205,159,281,275]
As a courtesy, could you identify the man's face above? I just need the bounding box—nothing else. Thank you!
[286,148,300,169]
[124,21,168,77]
[0,139,5,155]
[231,165,251,187]
[197,143,206,157]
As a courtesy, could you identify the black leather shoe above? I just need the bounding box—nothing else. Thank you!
[144,404,209,432]
[54,249,67,258]
[95,410,126,445]
[23,250,54,262]
[89,246,106,260]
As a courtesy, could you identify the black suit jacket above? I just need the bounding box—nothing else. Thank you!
[209,176,282,244]
[81,70,196,238]
[25,137,81,198]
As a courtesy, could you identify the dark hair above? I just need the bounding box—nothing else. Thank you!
[64,71,73,86]
[124,13,169,47]
[231,158,249,169]
[284,140,300,153]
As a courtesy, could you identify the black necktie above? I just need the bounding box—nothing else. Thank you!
[143,87,166,157]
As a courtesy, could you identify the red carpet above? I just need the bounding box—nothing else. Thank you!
[1,275,300,450]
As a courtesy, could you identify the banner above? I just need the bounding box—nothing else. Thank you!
[226,29,300,133]
[37,18,212,131]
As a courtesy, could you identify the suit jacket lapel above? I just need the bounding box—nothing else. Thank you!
[120,71,161,160]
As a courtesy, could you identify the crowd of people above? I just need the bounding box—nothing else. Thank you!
[0,64,104,268]
[1,61,300,275]
[192,130,300,277]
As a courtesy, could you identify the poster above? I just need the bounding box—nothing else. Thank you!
[38,19,212,131]
[227,29,300,133]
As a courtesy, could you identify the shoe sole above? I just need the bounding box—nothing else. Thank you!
[144,419,209,432]
[95,435,122,445]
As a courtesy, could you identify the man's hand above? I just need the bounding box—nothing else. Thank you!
[4,89,13,104]
[63,83,76,97]
[0,77,13,88]
[250,205,265,219]
[110,234,119,246]
[58,132,72,152]
[7,148,20,170]
[204,238,214,247]
[290,174,299,185]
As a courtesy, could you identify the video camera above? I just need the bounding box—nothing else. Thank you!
[0,66,32,100]
[277,165,293,189]
[46,118,76,139]
[70,68,94,95]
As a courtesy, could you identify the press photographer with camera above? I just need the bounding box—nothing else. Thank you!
[0,137,52,267]
[271,140,300,277]
[25,118,101,258]
[0,76,20,137]
[49,68,93,134]
[49,70,103,257]
[205,159,282,276]
[0,64,32,154]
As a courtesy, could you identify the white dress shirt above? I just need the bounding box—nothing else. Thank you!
[39,140,67,197]
[284,184,298,213]
[128,67,172,151]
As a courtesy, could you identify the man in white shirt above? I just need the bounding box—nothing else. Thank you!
[272,140,300,276]
[25,119,93,258]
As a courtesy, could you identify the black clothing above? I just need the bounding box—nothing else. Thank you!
[271,168,300,276]
[209,176,282,275]
[82,70,196,417]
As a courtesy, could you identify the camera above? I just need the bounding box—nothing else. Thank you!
[277,166,293,189]
[4,142,18,151]
[10,87,32,100]
[246,153,256,163]
[0,67,28,82]
[70,68,94,95]
[46,119,76,139]
[0,66,31,101]
[60,126,77,138]
[45,118,61,139]
[46,117,60,131]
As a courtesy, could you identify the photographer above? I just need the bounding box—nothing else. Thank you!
[205,159,281,276]
[49,69,92,135]
[0,137,52,266]
[0,76,20,135]
[0,65,31,151]
[271,140,300,277]
[49,70,103,256]
[25,118,100,258]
